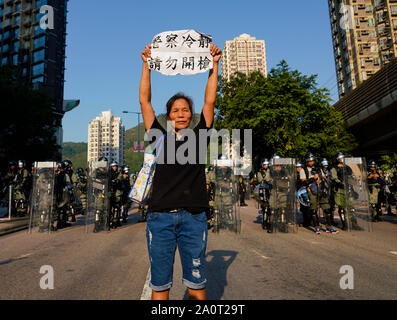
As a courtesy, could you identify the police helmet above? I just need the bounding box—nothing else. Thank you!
[304,152,315,162]
[320,158,329,167]
[56,161,65,171]
[9,160,17,168]
[368,160,376,168]
[62,160,73,169]
[262,158,270,166]
[18,160,25,168]
[123,166,130,174]
[110,161,119,168]
[208,165,214,172]
[218,154,228,160]
[335,152,345,163]
[272,153,281,160]
[296,162,303,168]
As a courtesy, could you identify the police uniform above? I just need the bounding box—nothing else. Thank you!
[109,168,123,228]
[238,176,247,206]
[75,172,88,215]
[367,168,382,221]
[13,167,31,216]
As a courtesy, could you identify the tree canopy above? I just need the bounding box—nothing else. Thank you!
[215,61,357,169]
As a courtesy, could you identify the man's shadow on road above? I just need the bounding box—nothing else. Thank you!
[183,250,238,300]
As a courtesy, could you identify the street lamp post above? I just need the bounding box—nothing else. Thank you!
[122,111,142,167]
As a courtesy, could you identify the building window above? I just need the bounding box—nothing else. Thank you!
[32,76,44,83]
[32,63,45,77]
[33,49,45,63]
[33,36,46,49]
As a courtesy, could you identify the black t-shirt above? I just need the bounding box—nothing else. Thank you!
[147,113,212,213]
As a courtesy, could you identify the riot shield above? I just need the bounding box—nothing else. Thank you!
[29,162,56,233]
[86,161,110,233]
[341,158,372,232]
[269,158,297,233]
[213,160,241,233]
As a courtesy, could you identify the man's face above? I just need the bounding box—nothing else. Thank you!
[263,164,268,170]
[307,161,314,167]
[112,166,118,172]
[323,165,328,170]
[297,167,302,173]
[10,165,15,171]
[168,99,192,131]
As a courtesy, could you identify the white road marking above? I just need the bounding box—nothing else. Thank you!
[390,251,397,256]
[140,268,152,300]
[250,249,270,260]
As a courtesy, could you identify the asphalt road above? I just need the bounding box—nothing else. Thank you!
[1,201,397,300]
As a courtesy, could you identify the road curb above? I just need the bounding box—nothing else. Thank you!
[0,224,29,237]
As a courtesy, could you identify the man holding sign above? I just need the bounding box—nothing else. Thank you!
[139,30,221,300]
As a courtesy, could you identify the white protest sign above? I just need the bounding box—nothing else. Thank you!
[148,29,213,76]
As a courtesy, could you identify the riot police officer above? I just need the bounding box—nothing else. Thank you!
[300,153,336,234]
[54,161,69,230]
[213,154,239,232]
[13,160,31,216]
[120,165,131,224]
[109,161,123,228]
[257,158,272,232]
[330,152,361,230]
[92,157,111,233]
[299,153,319,231]
[2,161,18,205]
[63,160,77,223]
[75,168,88,215]
[387,168,397,216]
[367,160,383,222]
[238,175,247,206]
[320,158,337,227]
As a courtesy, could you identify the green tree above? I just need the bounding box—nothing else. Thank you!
[0,66,59,168]
[215,61,357,169]
[380,153,397,171]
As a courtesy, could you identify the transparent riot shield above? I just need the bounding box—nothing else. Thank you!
[341,158,372,232]
[213,160,241,233]
[86,161,110,233]
[269,158,297,233]
[29,162,56,233]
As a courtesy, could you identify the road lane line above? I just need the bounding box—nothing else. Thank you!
[250,249,270,260]
[140,268,152,300]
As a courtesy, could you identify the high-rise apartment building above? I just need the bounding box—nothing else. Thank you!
[328,0,397,98]
[88,111,125,165]
[221,33,267,81]
[0,0,71,153]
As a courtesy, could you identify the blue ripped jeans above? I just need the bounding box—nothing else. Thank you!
[146,210,208,291]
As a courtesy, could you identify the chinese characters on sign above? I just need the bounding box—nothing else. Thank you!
[148,30,213,76]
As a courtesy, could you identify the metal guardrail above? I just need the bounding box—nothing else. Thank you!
[334,57,397,124]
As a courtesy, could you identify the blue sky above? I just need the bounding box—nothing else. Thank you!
[63,0,338,143]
